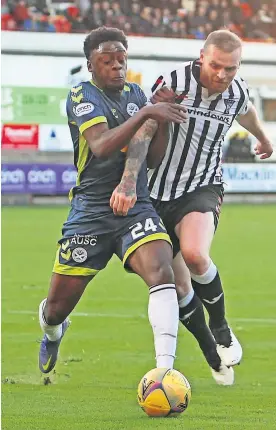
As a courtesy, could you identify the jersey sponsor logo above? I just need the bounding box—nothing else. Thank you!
[187,108,231,125]
[126,103,139,117]
[224,99,235,114]
[73,103,94,117]
[72,247,88,263]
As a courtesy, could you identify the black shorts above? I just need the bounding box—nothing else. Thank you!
[53,200,171,276]
[151,184,224,256]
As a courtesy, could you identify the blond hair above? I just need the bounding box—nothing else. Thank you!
[203,30,242,53]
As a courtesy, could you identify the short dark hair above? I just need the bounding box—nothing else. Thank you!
[83,27,128,60]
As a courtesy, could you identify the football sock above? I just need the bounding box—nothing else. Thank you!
[190,261,226,329]
[148,284,179,369]
[179,290,221,371]
[39,298,63,341]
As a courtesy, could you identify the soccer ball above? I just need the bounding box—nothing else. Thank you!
[137,368,191,417]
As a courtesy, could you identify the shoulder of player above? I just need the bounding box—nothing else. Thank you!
[233,74,249,90]
[69,81,99,94]
[68,80,102,104]
[165,61,194,82]
[125,81,143,92]
[125,82,147,102]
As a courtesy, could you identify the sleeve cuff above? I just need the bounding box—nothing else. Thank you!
[79,116,107,134]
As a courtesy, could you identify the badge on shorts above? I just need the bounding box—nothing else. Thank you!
[72,247,88,263]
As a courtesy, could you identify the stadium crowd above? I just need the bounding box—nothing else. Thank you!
[2,0,276,41]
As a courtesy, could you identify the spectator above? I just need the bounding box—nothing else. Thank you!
[188,5,208,32]
[230,0,244,25]
[258,4,273,22]
[84,1,103,29]
[111,2,124,18]
[191,24,206,39]
[6,0,276,40]
[13,0,29,28]
[243,13,271,39]
[178,20,188,37]
[209,9,223,29]
[151,16,168,35]
[75,0,89,15]
[221,9,233,28]
[104,9,116,27]
[181,0,195,13]
[39,14,56,32]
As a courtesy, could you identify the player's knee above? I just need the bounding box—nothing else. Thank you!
[182,247,209,274]
[147,262,174,286]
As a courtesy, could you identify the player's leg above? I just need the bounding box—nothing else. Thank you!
[176,208,242,367]
[39,273,94,373]
[127,238,179,370]
[151,197,234,379]
[173,252,220,368]
[39,222,113,373]
[116,211,179,369]
[173,252,234,385]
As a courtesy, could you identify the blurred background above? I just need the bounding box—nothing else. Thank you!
[1,0,276,203]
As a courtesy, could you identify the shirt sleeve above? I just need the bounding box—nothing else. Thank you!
[129,83,148,107]
[151,74,168,95]
[238,80,252,116]
[66,84,107,134]
[137,85,148,107]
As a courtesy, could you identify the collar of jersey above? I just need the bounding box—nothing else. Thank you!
[90,79,130,94]
[90,79,104,92]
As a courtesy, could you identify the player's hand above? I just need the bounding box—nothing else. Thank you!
[110,181,137,216]
[254,140,273,159]
[151,87,176,104]
[145,102,188,124]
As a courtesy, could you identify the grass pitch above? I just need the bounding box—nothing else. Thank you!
[2,205,276,430]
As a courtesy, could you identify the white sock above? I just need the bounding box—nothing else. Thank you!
[190,260,217,284]
[148,284,179,369]
[39,298,63,341]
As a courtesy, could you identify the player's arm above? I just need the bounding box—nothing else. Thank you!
[146,122,170,169]
[147,77,187,168]
[83,103,187,158]
[68,86,186,159]
[110,118,158,216]
[236,104,273,159]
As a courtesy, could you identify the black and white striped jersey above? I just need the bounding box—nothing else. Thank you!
[148,60,251,201]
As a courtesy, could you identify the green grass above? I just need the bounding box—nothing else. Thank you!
[2,205,276,430]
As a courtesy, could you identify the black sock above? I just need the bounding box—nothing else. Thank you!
[179,294,221,371]
[191,272,226,329]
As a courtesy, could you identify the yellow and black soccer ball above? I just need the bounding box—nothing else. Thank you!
[137,368,191,417]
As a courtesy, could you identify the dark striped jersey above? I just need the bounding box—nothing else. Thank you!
[148,60,251,201]
[66,80,148,209]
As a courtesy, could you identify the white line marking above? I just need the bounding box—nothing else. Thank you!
[7,310,276,324]
[7,310,146,319]
[233,317,276,324]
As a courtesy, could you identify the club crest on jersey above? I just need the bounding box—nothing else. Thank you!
[73,103,94,117]
[224,99,235,114]
[127,103,139,117]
